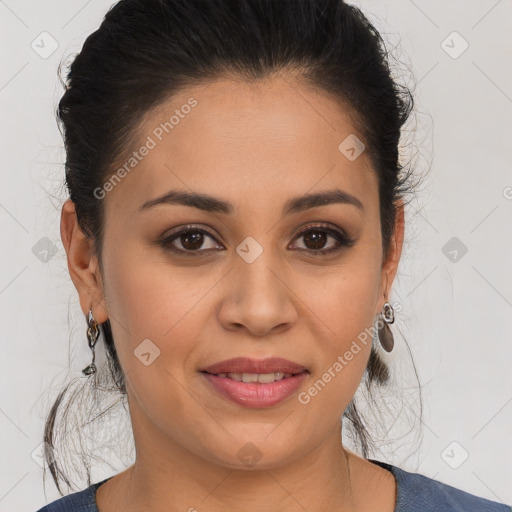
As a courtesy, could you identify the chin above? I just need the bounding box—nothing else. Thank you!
[198,437,304,471]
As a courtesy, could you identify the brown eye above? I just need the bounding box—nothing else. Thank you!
[290,224,356,255]
[160,225,223,255]
[179,231,205,251]
[302,230,328,250]
[160,223,355,257]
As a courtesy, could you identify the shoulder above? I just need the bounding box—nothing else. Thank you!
[368,459,512,512]
[35,478,111,512]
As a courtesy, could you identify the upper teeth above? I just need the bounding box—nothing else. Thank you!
[215,372,293,383]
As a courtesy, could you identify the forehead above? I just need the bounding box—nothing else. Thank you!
[104,76,377,217]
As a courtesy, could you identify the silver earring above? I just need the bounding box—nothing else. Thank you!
[377,302,395,353]
[82,309,99,376]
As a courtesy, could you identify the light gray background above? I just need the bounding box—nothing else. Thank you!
[1,0,511,510]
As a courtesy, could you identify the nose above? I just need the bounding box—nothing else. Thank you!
[217,254,298,337]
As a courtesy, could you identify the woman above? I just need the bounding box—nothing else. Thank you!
[36,0,511,511]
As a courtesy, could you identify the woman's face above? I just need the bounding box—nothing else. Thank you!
[65,75,403,470]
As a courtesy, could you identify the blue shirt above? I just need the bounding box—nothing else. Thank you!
[36,459,512,511]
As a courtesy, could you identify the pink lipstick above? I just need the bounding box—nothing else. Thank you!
[200,357,309,408]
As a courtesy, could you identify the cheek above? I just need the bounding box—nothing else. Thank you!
[101,254,207,423]
[101,245,210,375]
[294,256,380,409]
[295,253,380,343]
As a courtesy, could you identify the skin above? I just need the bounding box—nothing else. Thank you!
[61,74,404,512]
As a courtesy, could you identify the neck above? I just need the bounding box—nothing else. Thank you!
[109,420,358,512]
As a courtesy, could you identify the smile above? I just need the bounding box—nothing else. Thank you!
[201,370,309,407]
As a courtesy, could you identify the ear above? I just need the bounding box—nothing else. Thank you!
[60,199,109,323]
[378,199,405,310]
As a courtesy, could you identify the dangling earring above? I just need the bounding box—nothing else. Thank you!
[377,301,395,353]
[82,309,99,376]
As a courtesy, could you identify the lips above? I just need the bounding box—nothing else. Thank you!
[200,357,308,376]
[200,358,309,407]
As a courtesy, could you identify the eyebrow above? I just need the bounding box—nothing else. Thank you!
[139,188,363,215]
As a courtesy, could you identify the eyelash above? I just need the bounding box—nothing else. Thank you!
[159,223,355,257]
